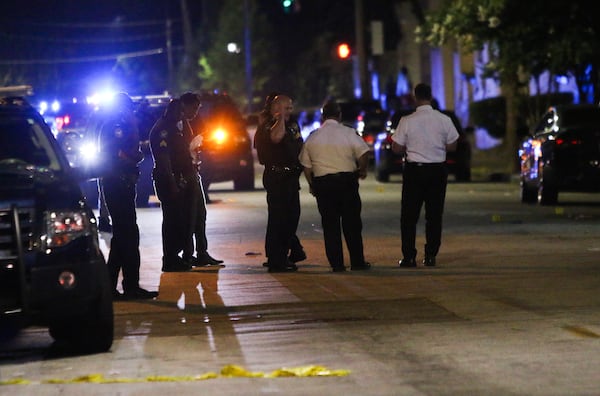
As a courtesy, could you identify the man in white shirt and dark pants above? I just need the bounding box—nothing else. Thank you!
[299,101,371,272]
[392,83,459,268]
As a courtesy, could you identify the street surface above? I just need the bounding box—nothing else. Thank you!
[2,174,600,395]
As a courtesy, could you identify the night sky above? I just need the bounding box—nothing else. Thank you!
[0,1,396,99]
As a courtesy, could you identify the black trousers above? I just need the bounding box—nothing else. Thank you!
[313,172,365,268]
[262,169,301,267]
[101,174,141,292]
[154,174,193,265]
[401,162,448,260]
[184,175,208,259]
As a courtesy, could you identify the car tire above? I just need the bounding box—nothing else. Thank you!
[375,166,390,182]
[537,167,558,205]
[234,163,255,191]
[49,269,114,353]
[520,180,538,203]
[454,165,471,182]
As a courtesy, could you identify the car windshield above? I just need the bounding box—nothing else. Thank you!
[0,115,62,170]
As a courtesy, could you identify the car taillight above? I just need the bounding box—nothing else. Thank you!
[55,115,71,131]
[363,134,375,146]
[555,138,581,146]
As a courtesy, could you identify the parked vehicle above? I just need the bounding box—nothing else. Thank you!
[0,96,113,353]
[373,108,472,182]
[192,92,255,191]
[519,104,600,205]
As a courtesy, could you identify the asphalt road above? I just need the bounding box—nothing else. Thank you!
[2,175,600,395]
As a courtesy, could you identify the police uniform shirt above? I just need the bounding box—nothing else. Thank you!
[150,118,195,179]
[99,115,141,174]
[392,105,459,163]
[255,120,303,167]
[299,119,369,177]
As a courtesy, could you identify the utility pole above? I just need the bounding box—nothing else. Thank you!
[244,0,253,112]
[355,0,368,99]
[165,18,173,93]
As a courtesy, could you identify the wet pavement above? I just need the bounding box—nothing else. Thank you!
[2,180,600,395]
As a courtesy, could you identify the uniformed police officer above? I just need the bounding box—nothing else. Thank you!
[299,100,371,272]
[99,92,158,300]
[180,92,223,268]
[392,83,459,268]
[149,98,194,272]
[254,94,304,272]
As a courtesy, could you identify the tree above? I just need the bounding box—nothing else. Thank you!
[194,0,275,111]
[417,0,600,173]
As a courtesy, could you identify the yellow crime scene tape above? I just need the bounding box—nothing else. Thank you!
[1,364,350,385]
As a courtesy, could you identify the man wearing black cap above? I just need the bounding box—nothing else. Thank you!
[299,100,371,272]
[99,92,158,299]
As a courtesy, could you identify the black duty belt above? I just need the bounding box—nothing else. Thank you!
[314,171,356,180]
[268,165,302,173]
[405,162,445,167]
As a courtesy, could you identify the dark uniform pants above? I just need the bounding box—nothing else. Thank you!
[313,172,365,268]
[101,174,140,292]
[262,169,301,266]
[184,175,208,259]
[401,162,448,260]
[154,174,192,265]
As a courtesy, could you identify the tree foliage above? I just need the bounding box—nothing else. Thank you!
[417,0,600,172]
[195,0,275,111]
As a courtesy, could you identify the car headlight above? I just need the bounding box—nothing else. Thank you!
[208,128,227,145]
[42,211,92,249]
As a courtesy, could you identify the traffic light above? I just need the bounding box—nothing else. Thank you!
[282,0,294,13]
[337,43,351,59]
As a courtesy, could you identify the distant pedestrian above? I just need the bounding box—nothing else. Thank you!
[99,92,158,299]
[299,100,371,272]
[392,83,458,267]
[254,94,305,272]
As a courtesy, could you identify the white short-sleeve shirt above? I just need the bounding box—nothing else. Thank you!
[299,119,369,177]
[391,105,459,163]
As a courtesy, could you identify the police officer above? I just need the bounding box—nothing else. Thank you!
[392,83,458,267]
[149,98,194,272]
[180,92,223,267]
[299,100,371,272]
[254,94,305,272]
[99,92,158,299]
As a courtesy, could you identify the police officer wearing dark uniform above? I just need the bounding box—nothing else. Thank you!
[99,92,158,299]
[254,94,304,272]
[392,83,459,267]
[149,98,194,272]
[180,92,223,268]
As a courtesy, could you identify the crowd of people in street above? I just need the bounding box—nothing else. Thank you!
[95,83,457,300]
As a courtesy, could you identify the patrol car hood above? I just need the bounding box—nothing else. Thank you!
[0,163,84,210]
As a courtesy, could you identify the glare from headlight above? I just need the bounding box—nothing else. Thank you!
[79,142,99,162]
[211,128,227,144]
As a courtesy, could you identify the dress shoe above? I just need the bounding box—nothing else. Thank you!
[191,253,224,267]
[331,266,346,272]
[122,287,158,300]
[399,258,417,268]
[113,290,124,300]
[351,262,372,271]
[162,258,192,272]
[423,256,436,267]
[267,260,298,273]
[288,249,307,263]
[268,265,298,273]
